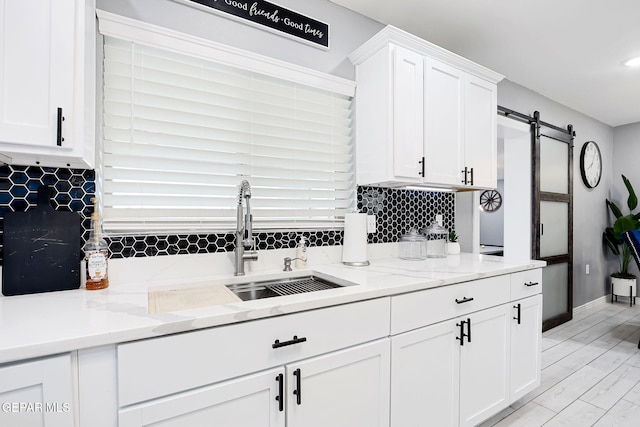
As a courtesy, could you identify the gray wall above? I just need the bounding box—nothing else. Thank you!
[612,122,640,277]
[95,0,383,80]
[480,180,504,246]
[498,80,615,308]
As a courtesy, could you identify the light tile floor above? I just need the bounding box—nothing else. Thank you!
[479,299,640,427]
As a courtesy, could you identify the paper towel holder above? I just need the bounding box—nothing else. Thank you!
[342,212,370,266]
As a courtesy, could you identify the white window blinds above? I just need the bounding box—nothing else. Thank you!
[101,36,355,233]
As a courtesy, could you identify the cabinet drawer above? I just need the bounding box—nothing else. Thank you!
[118,297,390,406]
[391,275,510,335]
[511,269,542,300]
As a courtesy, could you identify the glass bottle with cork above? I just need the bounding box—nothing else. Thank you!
[84,198,109,290]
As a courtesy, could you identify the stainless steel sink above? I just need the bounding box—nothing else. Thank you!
[226,275,348,301]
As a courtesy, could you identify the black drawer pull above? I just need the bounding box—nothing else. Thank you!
[524,281,539,287]
[455,297,474,304]
[272,335,307,349]
[275,373,284,412]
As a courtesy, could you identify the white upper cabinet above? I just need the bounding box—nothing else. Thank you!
[350,26,503,190]
[392,46,425,182]
[424,57,464,186]
[0,0,95,168]
[463,74,498,188]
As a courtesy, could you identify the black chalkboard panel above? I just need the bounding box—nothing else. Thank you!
[2,185,82,296]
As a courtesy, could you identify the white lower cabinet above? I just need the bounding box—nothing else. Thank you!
[0,354,75,427]
[391,304,510,427]
[510,294,543,401]
[286,339,390,427]
[390,270,542,427]
[116,298,391,426]
[458,304,510,427]
[119,368,285,427]
[119,339,390,427]
[391,319,459,426]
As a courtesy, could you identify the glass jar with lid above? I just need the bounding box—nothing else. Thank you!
[421,222,448,258]
[399,229,427,260]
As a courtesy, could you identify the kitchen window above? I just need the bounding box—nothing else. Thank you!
[98,13,355,234]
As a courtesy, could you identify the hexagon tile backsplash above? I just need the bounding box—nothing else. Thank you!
[0,165,454,263]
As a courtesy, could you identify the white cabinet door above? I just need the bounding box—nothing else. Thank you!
[119,368,285,427]
[459,304,510,427]
[287,339,390,427]
[464,74,498,189]
[391,320,459,427]
[510,294,542,401]
[0,0,74,147]
[0,354,75,427]
[424,57,464,186]
[0,0,94,168]
[392,46,424,181]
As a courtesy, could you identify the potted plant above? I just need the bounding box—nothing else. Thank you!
[447,231,461,255]
[603,175,640,302]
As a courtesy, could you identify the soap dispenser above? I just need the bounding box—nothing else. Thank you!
[295,236,308,268]
[83,198,109,290]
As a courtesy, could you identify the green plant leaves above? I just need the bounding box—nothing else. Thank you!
[607,199,623,219]
[624,174,638,211]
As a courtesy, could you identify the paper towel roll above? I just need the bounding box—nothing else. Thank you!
[342,213,370,266]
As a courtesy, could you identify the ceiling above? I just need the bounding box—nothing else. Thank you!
[330,0,640,127]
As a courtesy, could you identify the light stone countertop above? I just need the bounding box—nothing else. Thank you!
[0,247,545,365]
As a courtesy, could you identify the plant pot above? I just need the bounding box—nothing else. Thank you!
[611,276,636,306]
[447,242,460,255]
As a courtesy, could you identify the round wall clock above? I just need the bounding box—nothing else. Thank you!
[480,189,502,212]
[580,141,602,188]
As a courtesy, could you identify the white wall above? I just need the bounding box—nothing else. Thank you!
[498,80,614,308]
[612,122,640,277]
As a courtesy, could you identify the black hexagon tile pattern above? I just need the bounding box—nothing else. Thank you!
[0,166,455,262]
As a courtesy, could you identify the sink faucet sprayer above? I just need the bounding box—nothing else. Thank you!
[234,180,258,276]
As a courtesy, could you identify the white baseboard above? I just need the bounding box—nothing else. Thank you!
[573,295,609,317]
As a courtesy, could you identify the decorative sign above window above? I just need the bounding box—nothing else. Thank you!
[186,0,329,48]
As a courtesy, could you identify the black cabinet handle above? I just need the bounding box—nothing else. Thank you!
[514,303,521,325]
[456,318,472,346]
[461,167,468,184]
[524,281,539,287]
[455,297,474,304]
[418,157,425,177]
[272,335,307,349]
[466,317,472,343]
[56,107,65,146]
[456,320,466,346]
[293,368,302,405]
[469,167,474,186]
[275,373,284,412]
